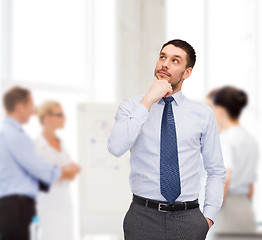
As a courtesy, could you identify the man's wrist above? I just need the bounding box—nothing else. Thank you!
[140,95,155,111]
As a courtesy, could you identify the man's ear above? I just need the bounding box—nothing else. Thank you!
[183,67,192,79]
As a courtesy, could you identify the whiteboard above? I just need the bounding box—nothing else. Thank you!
[77,103,131,237]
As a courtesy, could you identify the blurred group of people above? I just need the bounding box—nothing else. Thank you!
[0,86,81,240]
[0,81,259,240]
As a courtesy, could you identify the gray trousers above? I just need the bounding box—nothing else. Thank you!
[123,202,209,240]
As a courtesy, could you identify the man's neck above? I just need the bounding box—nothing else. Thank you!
[7,113,23,124]
[171,88,182,95]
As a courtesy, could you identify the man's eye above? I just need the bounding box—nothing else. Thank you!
[173,59,178,63]
[160,56,165,59]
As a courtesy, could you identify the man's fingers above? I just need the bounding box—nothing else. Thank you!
[164,93,172,98]
[153,76,159,83]
[164,90,173,98]
[154,76,166,82]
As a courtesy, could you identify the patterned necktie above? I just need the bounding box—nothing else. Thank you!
[160,96,181,204]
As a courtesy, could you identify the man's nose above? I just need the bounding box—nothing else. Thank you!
[162,59,169,69]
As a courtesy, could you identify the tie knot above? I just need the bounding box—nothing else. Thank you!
[163,96,174,104]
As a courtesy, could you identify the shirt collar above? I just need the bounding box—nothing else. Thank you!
[3,117,23,132]
[158,90,183,106]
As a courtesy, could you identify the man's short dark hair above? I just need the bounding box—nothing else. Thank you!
[3,86,31,113]
[161,39,196,68]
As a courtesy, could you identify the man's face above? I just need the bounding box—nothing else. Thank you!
[154,44,192,90]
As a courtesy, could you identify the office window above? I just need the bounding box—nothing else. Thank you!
[87,0,116,102]
[207,0,258,108]
[11,0,86,88]
[165,0,206,100]
[0,1,3,80]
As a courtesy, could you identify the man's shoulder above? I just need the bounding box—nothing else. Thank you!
[1,121,17,135]
[120,94,144,107]
[124,94,144,103]
[182,96,212,114]
[0,121,26,145]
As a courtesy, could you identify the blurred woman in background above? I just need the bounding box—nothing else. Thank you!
[35,101,80,240]
[212,86,258,235]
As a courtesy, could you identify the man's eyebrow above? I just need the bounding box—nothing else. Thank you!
[160,52,182,59]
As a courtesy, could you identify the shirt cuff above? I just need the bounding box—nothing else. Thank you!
[130,103,149,124]
[49,165,62,184]
[203,205,218,223]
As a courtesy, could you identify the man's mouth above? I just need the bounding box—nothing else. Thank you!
[158,71,171,77]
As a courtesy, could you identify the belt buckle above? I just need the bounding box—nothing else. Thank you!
[158,203,169,212]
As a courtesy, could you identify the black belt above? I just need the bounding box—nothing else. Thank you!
[0,194,35,204]
[133,194,199,212]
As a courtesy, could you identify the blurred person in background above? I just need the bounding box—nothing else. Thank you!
[35,100,80,240]
[212,86,258,236]
[0,86,80,240]
[206,88,220,111]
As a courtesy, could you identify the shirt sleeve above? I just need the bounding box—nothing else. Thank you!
[107,98,149,157]
[200,109,226,222]
[5,130,61,185]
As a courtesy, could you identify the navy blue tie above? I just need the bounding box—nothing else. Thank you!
[160,96,181,204]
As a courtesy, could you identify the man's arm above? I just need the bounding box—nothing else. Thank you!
[107,98,149,157]
[201,109,226,225]
[223,168,232,201]
[38,163,80,192]
[108,77,172,157]
[59,163,81,181]
[5,131,62,185]
[248,183,254,200]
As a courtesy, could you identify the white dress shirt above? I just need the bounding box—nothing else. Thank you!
[219,126,259,195]
[108,90,226,222]
[35,134,74,240]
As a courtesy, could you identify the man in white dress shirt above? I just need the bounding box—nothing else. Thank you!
[108,39,226,240]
